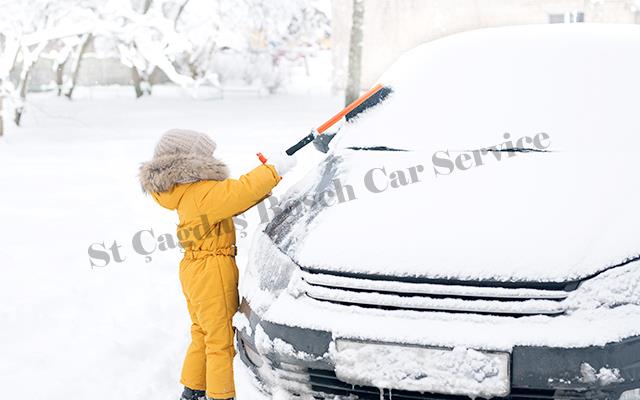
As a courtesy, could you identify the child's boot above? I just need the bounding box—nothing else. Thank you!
[180,387,206,400]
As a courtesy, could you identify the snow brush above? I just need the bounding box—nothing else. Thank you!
[257,83,386,164]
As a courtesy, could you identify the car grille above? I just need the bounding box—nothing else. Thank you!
[300,270,570,316]
[308,368,577,400]
[269,365,598,400]
[272,362,314,395]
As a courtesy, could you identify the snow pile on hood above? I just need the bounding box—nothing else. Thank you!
[566,261,640,311]
[266,149,640,282]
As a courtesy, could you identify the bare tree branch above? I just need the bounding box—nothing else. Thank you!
[174,0,191,29]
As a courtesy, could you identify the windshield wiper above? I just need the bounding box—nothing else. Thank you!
[346,146,408,152]
[484,147,550,153]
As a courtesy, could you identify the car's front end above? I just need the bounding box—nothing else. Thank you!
[235,24,640,400]
[234,228,640,400]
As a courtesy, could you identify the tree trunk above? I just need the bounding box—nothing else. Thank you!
[55,59,67,96]
[14,68,32,126]
[65,34,93,99]
[13,41,48,126]
[345,0,365,105]
[131,66,144,98]
[303,55,310,76]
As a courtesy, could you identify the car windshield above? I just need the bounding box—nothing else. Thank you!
[263,25,640,283]
[264,155,341,254]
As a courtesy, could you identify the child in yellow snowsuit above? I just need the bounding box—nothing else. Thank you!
[139,129,295,400]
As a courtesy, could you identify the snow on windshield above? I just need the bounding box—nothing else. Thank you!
[261,24,640,282]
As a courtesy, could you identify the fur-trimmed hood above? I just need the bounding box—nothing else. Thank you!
[139,153,229,194]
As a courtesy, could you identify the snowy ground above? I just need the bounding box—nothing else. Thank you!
[0,85,340,399]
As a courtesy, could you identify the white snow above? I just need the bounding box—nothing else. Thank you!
[261,288,640,351]
[303,281,566,314]
[244,245,640,350]
[4,23,640,400]
[267,25,640,282]
[300,270,569,299]
[232,311,253,336]
[288,149,640,282]
[251,325,320,398]
[254,324,322,363]
[339,24,640,152]
[580,363,624,385]
[236,26,640,399]
[234,355,271,400]
[242,223,302,313]
[621,389,640,400]
[253,254,640,350]
[566,261,640,311]
[332,341,510,398]
[0,85,340,400]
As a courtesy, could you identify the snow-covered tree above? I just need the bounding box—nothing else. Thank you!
[94,0,193,97]
[0,34,20,135]
[0,0,96,124]
[0,0,330,133]
[170,0,330,94]
[232,0,330,92]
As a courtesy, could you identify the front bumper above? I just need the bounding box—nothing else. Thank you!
[237,300,640,400]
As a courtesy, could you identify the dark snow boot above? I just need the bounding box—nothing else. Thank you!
[180,387,206,400]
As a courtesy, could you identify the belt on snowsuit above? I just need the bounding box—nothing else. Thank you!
[184,246,237,259]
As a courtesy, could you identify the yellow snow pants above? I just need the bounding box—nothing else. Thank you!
[179,248,239,399]
[150,164,281,399]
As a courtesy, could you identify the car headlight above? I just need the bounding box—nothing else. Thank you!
[241,229,298,315]
[566,259,640,311]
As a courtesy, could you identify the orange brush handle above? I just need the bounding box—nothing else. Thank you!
[316,83,384,134]
[259,83,385,161]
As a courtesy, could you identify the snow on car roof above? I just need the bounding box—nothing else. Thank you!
[333,24,640,152]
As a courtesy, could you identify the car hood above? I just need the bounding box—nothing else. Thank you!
[265,150,640,283]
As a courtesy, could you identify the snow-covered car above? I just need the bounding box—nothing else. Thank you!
[235,24,640,400]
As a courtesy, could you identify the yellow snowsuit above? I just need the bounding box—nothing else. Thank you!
[152,164,281,399]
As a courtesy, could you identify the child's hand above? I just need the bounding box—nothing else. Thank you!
[268,152,297,176]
